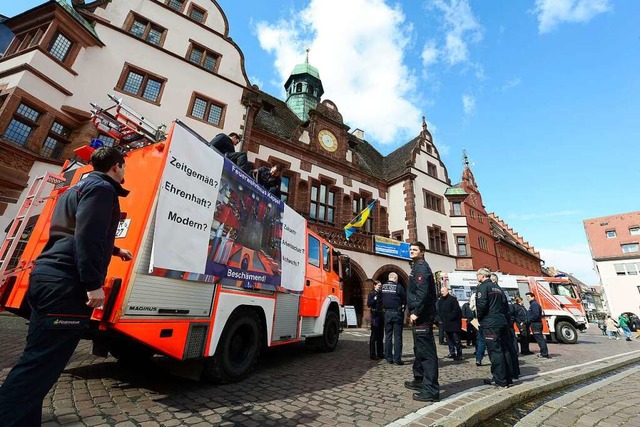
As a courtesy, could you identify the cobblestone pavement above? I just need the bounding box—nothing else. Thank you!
[514,363,640,427]
[1,313,639,427]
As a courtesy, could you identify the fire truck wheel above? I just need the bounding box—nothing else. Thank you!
[556,321,578,344]
[204,308,262,383]
[319,311,340,352]
[110,339,154,367]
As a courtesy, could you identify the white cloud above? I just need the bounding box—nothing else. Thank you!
[532,0,611,34]
[501,77,521,91]
[462,93,475,115]
[540,244,599,285]
[255,0,423,145]
[421,39,439,68]
[430,0,483,66]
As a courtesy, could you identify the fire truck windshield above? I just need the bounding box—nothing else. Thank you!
[550,283,577,299]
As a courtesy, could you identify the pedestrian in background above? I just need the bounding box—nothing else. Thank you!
[436,295,446,346]
[605,315,620,340]
[0,147,133,427]
[514,297,533,355]
[633,316,640,340]
[366,279,384,360]
[526,292,550,357]
[462,299,476,347]
[618,313,632,341]
[476,268,513,388]
[438,286,463,361]
[404,242,440,402]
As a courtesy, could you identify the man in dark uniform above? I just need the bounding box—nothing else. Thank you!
[403,242,440,402]
[381,272,406,365]
[514,297,533,355]
[526,292,549,358]
[438,286,463,360]
[0,147,133,426]
[208,132,251,173]
[476,268,513,388]
[366,279,384,360]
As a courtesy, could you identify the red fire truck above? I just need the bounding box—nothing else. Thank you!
[0,97,348,382]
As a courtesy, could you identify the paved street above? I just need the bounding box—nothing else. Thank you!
[1,314,639,426]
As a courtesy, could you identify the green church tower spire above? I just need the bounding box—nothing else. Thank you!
[284,48,324,121]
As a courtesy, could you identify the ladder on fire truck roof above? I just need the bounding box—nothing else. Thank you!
[90,94,167,149]
[0,172,65,286]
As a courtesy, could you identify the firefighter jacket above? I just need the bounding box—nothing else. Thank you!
[381,280,406,311]
[475,279,509,328]
[527,300,544,323]
[407,258,437,324]
[33,171,129,292]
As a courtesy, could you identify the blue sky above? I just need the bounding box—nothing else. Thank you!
[4,0,639,284]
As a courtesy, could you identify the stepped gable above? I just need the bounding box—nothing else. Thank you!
[489,213,541,258]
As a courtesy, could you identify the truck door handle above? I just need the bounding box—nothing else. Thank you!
[306,280,310,286]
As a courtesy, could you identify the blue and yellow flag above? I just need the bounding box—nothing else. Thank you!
[344,199,377,239]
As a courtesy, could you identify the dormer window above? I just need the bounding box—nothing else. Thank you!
[606,229,617,238]
[166,0,185,12]
[295,83,302,93]
[188,4,207,23]
[48,31,73,62]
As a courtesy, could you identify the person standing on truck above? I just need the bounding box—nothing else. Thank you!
[526,292,550,358]
[404,242,440,402]
[514,297,533,355]
[476,268,513,388]
[366,279,384,360]
[208,132,251,173]
[381,272,406,365]
[0,147,133,427]
[438,286,463,361]
[253,164,283,198]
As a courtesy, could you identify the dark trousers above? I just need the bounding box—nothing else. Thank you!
[369,315,384,358]
[483,326,513,386]
[384,311,403,363]
[466,323,477,346]
[412,323,440,397]
[531,322,549,357]
[0,274,88,427]
[226,152,251,174]
[445,331,462,358]
[476,326,486,363]
[518,323,531,354]
[438,324,446,344]
[506,327,521,378]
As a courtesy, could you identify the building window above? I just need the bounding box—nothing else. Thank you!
[3,103,42,146]
[310,183,335,224]
[621,243,639,254]
[615,263,640,276]
[427,162,437,178]
[478,214,484,223]
[187,93,226,127]
[391,230,404,241]
[426,144,433,154]
[186,43,220,72]
[630,227,640,236]
[166,0,185,12]
[470,209,476,219]
[188,4,207,23]
[498,247,504,258]
[280,176,290,203]
[126,14,167,46]
[352,196,373,232]
[428,226,448,255]
[452,202,462,216]
[116,64,166,104]
[48,31,73,62]
[97,134,116,147]
[5,26,46,56]
[478,236,489,251]
[40,121,70,159]
[457,236,467,256]
[606,229,616,238]
[423,190,444,214]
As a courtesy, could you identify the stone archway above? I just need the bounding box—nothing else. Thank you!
[342,259,367,327]
[373,264,410,290]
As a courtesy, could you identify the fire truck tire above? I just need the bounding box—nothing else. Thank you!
[204,308,262,383]
[110,339,154,367]
[319,311,340,352]
[556,321,578,344]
